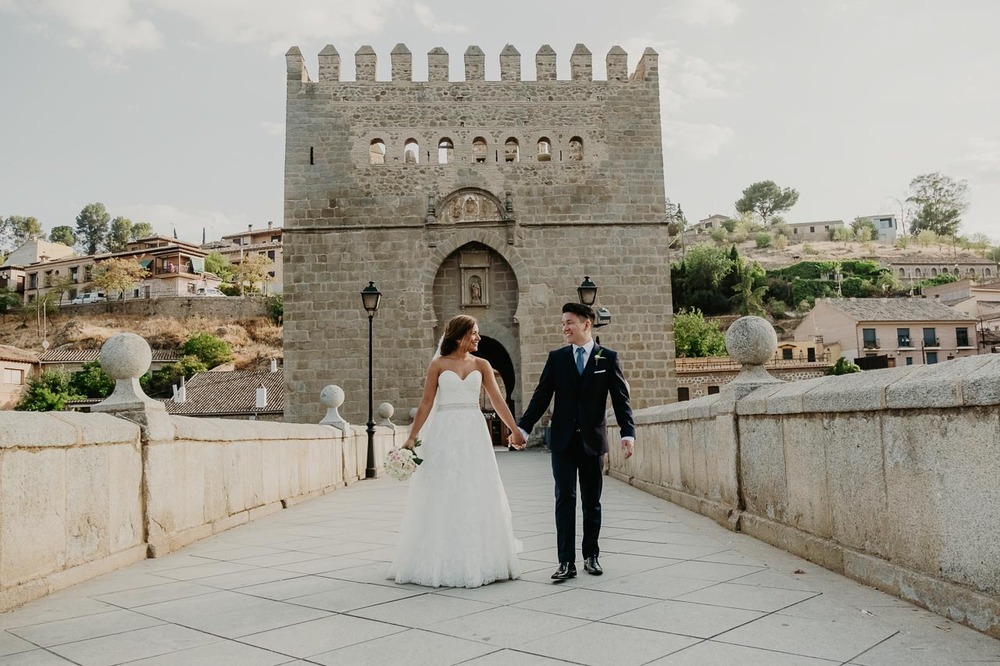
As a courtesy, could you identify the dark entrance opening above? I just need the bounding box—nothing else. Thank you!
[472,336,515,447]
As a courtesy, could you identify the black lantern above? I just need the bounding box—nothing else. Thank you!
[577,276,598,306]
[360,281,382,478]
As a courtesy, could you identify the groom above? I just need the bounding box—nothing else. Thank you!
[518,302,635,580]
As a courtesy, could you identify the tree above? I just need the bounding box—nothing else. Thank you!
[730,258,767,316]
[180,332,233,368]
[734,180,800,226]
[673,309,727,358]
[75,203,111,254]
[142,356,208,398]
[105,216,134,253]
[825,357,861,376]
[49,225,77,247]
[204,251,235,283]
[130,221,154,240]
[49,274,77,306]
[15,370,81,411]
[906,172,969,237]
[69,361,114,399]
[234,253,274,295]
[1,215,43,252]
[916,229,937,248]
[851,217,877,239]
[92,257,149,300]
[0,288,21,321]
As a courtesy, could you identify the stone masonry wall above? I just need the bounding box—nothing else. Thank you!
[283,44,675,424]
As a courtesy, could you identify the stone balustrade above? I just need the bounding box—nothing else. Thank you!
[607,316,1000,639]
[0,334,401,612]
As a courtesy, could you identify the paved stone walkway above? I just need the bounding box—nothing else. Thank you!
[2,450,999,665]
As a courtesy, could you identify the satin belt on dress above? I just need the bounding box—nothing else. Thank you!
[436,402,480,412]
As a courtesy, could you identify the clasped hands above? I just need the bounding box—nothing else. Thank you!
[507,430,527,450]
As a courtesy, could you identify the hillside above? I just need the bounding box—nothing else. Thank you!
[0,310,283,370]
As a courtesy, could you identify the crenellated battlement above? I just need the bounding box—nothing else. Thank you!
[284,43,657,84]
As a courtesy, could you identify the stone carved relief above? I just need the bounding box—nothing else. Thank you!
[440,192,505,224]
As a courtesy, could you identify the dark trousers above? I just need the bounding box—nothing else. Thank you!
[551,432,604,563]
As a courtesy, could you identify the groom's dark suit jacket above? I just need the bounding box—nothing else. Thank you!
[519,344,635,456]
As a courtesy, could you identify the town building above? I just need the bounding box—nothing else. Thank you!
[204,222,283,294]
[0,345,37,409]
[922,278,1000,349]
[888,254,997,286]
[795,297,980,366]
[164,368,285,421]
[785,220,845,242]
[855,213,899,243]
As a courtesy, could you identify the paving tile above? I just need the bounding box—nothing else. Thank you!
[189,567,302,590]
[715,612,899,662]
[519,621,698,665]
[92,581,216,609]
[240,614,403,658]
[672,581,819,613]
[586,567,716,599]
[602,598,764,638]
[235,575,351,601]
[149,561,258,582]
[460,648,574,664]
[849,626,1000,665]
[121,640,289,665]
[428,606,588,648]
[284,579,423,612]
[310,628,496,666]
[9,609,164,648]
[512,587,659,621]
[137,590,330,639]
[648,640,839,665]
[45,624,217,666]
[0,650,80,665]
[272,555,374,575]
[434,579,562,606]
[350,593,495,629]
[657,559,765,583]
[0,596,119,631]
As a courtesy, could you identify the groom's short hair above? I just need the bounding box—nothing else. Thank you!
[562,302,596,324]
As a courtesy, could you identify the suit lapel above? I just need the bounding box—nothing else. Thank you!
[580,343,601,386]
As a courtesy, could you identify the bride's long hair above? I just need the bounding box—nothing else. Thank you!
[439,315,477,356]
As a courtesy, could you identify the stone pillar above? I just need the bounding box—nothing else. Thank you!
[390,43,412,81]
[464,45,485,81]
[92,332,174,443]
[318,44,340,82]
[606,45,628,82]
[724,316,784,399]
[285,46,308,83]
[535,45,557,81]
[500,44,521,81]
[570,43,592,81]
[634,47,659,82]
[355,45,377,82]
[428,47,449,82]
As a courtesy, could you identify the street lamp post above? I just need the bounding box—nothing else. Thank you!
[360,281,382,479]
[577,276,597,306]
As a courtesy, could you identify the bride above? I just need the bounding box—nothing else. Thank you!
[391,314,526,588]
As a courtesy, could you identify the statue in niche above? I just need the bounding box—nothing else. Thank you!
[469,275,483,305]
[569,138,583,161]
[464,196,479,217]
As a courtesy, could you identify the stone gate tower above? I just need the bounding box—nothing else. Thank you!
[283,43,675,425]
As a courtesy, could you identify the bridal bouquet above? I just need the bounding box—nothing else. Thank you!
[383,439,423,481]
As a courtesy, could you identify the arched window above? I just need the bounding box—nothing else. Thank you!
[537,137,552,161]
[898,268,906,278]
[568,136,584,161]
[931,268,938,277]
[404,139,419,164]
[915,268,922,278]
[969,267,977,277]
[472,137,487,164]
[986,268,993,278]
[369,139,386,165]
[438,138,454,164]
[504,138,519,163]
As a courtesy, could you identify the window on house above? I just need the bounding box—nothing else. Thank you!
[956,327,970,347]
[898,268,905,278]
[437,138,454,164]
[810,226,815,233]
[782,348,793,360]
[707,385,720,395]
[862,328,878,348]
[537,137,552,161]
[807,347,816,362]
[403,139,419,163]
[926,351,938,364]
[905,357,913,366]
[897,328,911,347]
[267,250,275,260]
[473,137,487,163]
[271,236,280,243]
[28,273,37,289]
[678,387,690,402]
[931,268,938,277]
[3,368,24,385]
[923,328,938,346]
[369,139,385,165]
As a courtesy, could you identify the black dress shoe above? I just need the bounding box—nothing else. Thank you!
[583,556,603,575]
[551,562,577,580]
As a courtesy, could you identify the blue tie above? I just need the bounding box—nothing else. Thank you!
[576,347,586,375]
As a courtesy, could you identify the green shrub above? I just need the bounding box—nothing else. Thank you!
[142,356,209,398]
[180,332,233,368]
[826,357,861,375]
[266,294,283,325]
[16,370,81,411]
[754,233,773,248]
[69,361,115,399]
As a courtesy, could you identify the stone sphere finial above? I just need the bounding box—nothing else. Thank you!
[319,385,349,432]
[92,333,162,413]
[377,402,395,429]
[100,333,152,379]
[725,316,778,366]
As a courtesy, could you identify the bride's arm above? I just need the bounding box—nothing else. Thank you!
[478,359,526,449]
[404,360,441,449]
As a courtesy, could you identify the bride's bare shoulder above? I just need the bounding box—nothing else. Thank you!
[474,356,493,373]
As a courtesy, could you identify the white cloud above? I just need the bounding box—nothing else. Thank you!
[660,0,741,26]
[2,0,163,60]
[113,203,253,245]
[663,121,735,160]
[412,2,467,34]
[259,121,285,137]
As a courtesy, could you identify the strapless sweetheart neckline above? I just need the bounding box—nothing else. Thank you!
[440,369,482,382]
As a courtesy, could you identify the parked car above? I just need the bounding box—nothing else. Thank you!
[71,291,106,305]
[195,287,226,297]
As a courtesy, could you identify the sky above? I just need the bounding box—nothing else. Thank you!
[1,0,998,246]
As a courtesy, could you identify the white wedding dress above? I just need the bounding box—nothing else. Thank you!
[391,369,522,588]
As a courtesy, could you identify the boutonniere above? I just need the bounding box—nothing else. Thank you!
[593,349,604,364]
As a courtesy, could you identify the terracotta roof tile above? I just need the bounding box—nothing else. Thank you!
[39,349,180,363]
[820,297,976,323]
[0,345,38,363]
[165,369,284,416]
